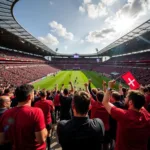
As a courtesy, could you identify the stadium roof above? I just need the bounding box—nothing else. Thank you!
[0,0,150,57]
[98,19,150,56]
[0,0,56,56]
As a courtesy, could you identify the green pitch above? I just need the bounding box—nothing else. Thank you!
[33,70,122,90]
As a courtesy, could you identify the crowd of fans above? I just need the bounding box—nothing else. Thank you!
[0,64,59,87]
[0,79,150,150]
[0,49,45,62]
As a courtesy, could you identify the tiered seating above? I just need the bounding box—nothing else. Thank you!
[0,64,59,87]
[0,49,45,62]
[109,51,150,62]
[51,58,100,64]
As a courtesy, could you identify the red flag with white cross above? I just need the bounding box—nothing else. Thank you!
[122,71,140,90]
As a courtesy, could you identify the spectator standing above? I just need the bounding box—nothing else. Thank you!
[102,80,150,150]
[59,82,74,120]
[57,91,104,150]
[34,91,54,150]
[0,84,47,150]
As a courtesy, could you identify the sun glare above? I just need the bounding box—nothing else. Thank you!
[114,16,134,33]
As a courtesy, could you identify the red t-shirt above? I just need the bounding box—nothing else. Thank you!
[0,106,46,150]
[90,98,109,131]
[54,94,60,106]
[34,100,53,125]
[111,106,150,150]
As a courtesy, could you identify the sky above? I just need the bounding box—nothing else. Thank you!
[13,0,150,54]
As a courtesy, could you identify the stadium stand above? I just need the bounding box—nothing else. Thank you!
[0,63,59,87]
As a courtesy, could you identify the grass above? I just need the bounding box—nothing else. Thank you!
[33,70,125,90]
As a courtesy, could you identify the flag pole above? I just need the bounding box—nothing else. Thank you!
[115,71,131,81]
[115,74,122,81]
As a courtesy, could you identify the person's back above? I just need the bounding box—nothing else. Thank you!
[34,99,53,125]
[0,84,47,150]
[91,101,109,130]
[60,91,72,120]
[54,93,60,107]
[90,91,110,131]
[57,91,104,150]
[113,107,150,150]
[57,118,104,150]
[0,106,46,150]
[109,92,125,140]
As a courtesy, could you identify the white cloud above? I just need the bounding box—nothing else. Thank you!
[79,1,108,19]
[83,0,91,4]
[87,3,108,19]
[86,28,115,43]
[38,33,59,46]
[79,6,85,13]
[49,21,74,40]
[104,0,150,34]
[49,1,53,5]
[117,0,146,18]
[84,0,150,45]
[101,0,117,6]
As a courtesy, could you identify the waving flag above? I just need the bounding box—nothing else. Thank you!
[122,71,140,90]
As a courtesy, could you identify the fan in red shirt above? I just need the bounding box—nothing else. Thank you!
[102,80,150,150]
[54,90,61,121]
[34,91,54,150]
[0,84,47,150]
[90,91,109,131]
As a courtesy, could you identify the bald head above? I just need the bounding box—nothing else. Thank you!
[0,96,11,108]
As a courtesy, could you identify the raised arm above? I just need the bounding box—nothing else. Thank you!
[69,81,74,93]
[60,84,64,94]
[102,80,115,114]
[54,84,58,93]
[84,83,89,93]
[102,80,107,92]
[119,84,123,95]
[88,79,96,100]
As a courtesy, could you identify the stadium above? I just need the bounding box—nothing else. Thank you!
[0,0,150,150]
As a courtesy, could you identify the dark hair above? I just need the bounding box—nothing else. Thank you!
[122,87,127,94]
[128,90,145,110]
[0,89,3,96]
[40,91,47,97]
[0,97,4,107]
[63,88,69,95]
[4,88,10,94]
[57,90,60,94]
[147,85,150,92]
[96,91,104,102]
[143,87,148,93]
[34,90,37,95]
[73,91,90,115]
[112,92,121,101]
[15,84,34,102]
[92,88,97,95]
[46,90,51,97]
